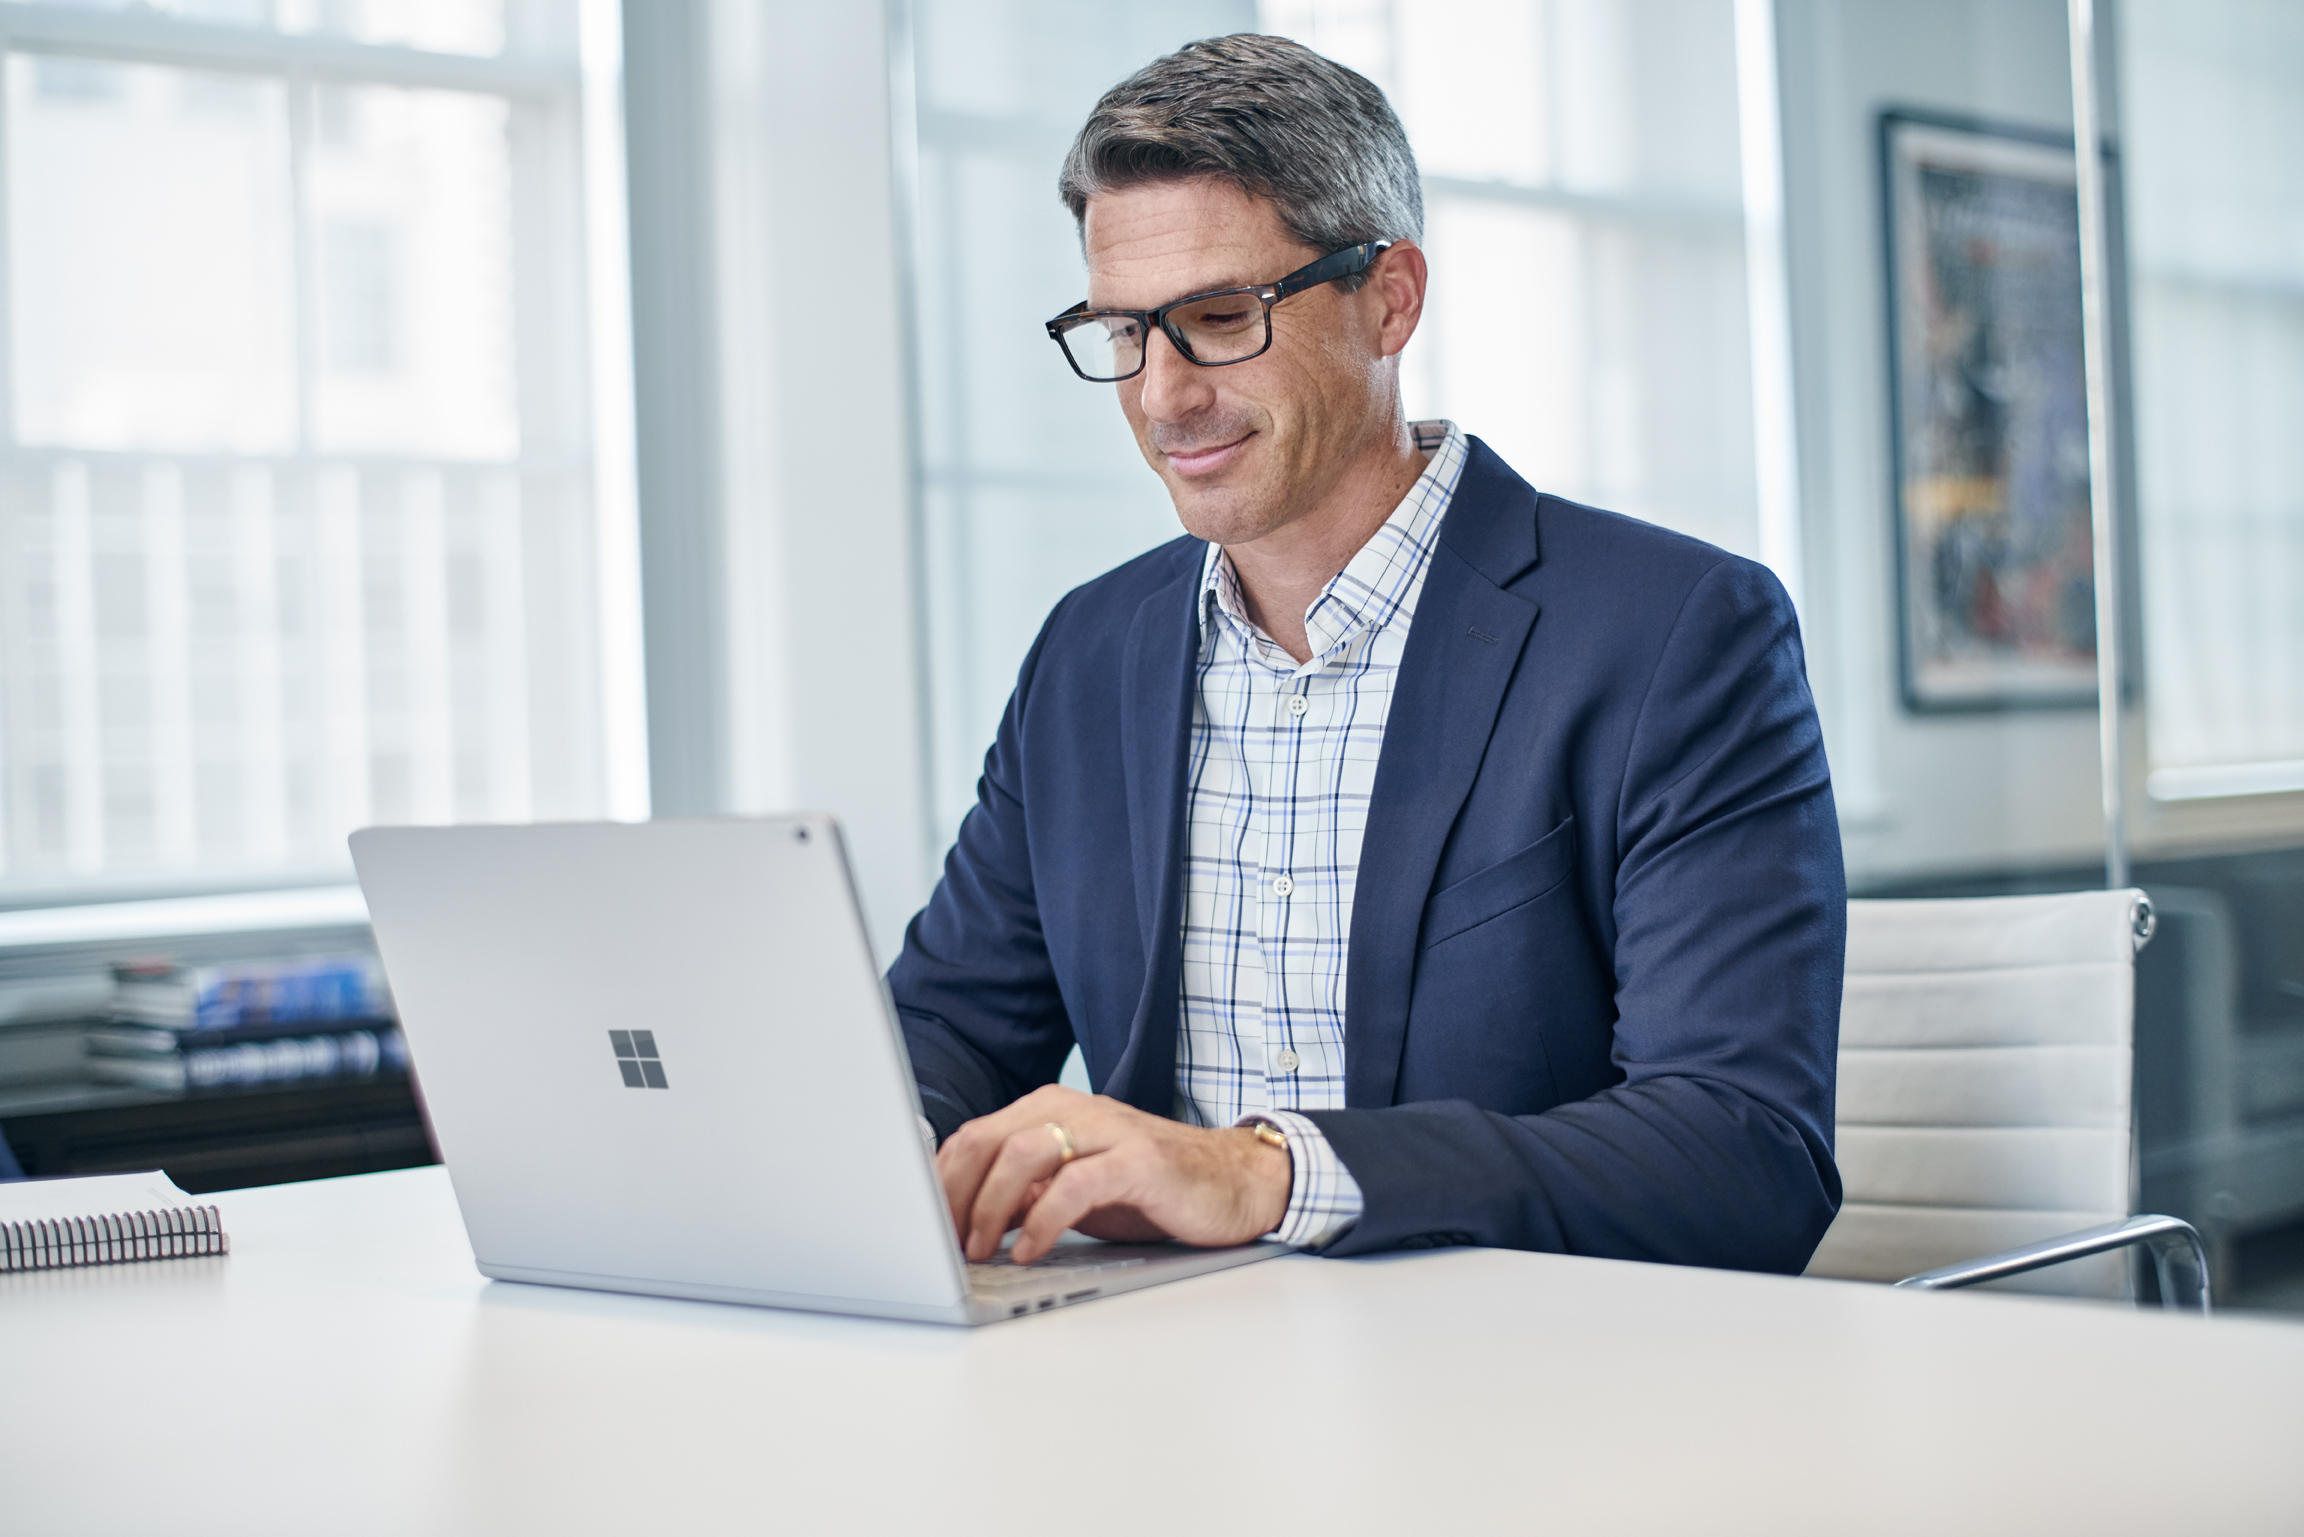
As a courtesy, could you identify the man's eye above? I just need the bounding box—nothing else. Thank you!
[1192,306,1256,329]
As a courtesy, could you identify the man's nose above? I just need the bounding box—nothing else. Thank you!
[1136,324,1215,423]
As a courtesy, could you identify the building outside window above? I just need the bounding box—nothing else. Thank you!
[0,0,634,908]
[2122,0,2304,806]
[906,0,1764,847]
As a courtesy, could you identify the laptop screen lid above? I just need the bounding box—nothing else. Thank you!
[349,815,966,1313]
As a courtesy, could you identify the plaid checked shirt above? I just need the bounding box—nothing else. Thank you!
[1179,420,1467,1249]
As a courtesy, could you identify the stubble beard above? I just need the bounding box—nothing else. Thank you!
[1146,407,1293,547]
[1167,469,1303,548]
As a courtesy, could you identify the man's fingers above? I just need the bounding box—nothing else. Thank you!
[1010,1152,1143,1263]
[938,1095,1284,1263]
[934,1086,1091,1236]
[963,1122,1073,1260]
[934,1126,1001,1235]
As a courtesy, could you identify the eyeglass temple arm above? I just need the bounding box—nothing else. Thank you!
[1271,240,1393,300]
[1892,1214,2211,1314]
[1047,241,1395,330]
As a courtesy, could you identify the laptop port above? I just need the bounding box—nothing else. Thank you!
[1063,1289,1098,1301]
[1037,1298,1054,1309]
[1010,1304,1028,1316]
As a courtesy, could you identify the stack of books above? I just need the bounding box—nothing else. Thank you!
[85,955,407,1093]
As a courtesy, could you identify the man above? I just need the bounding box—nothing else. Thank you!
[889,34,1844,1272]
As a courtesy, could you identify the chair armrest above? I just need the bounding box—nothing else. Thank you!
[1893,1214,2211,1314]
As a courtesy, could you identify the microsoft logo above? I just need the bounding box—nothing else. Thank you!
[609,1029,669,1089]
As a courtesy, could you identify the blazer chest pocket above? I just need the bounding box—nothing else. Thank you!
[1420,816,1578,950]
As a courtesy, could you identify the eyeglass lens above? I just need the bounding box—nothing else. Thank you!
[1056,291,1271,381]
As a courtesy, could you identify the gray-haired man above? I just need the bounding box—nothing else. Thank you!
[892,35,1845,1271]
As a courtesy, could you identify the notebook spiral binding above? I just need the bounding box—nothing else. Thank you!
[1,1205,230,1273]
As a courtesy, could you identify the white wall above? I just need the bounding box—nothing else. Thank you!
[1775,0,2110,886]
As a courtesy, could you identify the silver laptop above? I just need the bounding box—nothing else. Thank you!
[348,815,1284,1325]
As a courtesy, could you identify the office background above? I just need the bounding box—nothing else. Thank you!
[0,0,2297,1305]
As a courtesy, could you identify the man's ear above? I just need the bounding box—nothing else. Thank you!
[1370,240,1427,360]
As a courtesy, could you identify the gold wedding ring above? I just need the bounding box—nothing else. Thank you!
[1045,1121,1077,1166]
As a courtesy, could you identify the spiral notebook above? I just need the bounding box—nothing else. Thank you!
[0,1171,229,1274]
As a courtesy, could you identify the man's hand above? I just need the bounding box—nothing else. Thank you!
[934,1085,1291,1264]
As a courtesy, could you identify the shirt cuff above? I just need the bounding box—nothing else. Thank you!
[1243,1110,1364,1251]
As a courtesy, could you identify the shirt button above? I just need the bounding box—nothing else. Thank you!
[1286,694,1309,717]
[1275,1049,1301,1073]
[1271,874,1294,897]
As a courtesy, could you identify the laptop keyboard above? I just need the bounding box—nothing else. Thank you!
[966,1252,1151,1291]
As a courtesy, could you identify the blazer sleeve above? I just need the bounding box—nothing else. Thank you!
[1304,557,1846,1273]
[885,614,1077,1145]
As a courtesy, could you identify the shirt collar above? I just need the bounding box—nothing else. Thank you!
[1199,420,1467,667]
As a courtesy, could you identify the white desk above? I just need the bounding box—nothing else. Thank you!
[2,1167,2299,1535]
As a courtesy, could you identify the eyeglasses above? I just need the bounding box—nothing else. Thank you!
[1043,241,1392,383]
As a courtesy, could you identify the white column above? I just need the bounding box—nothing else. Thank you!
[1734,0,1806,619]
[623,0,934,962]
[579,0,650,822]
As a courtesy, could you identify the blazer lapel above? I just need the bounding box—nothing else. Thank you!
[1105,557,1204,1116]
[1346,440,1542,1107]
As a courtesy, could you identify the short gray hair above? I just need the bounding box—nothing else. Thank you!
[1058,34,1423,275]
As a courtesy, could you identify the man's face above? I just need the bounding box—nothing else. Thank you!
[1082,179,1415,548]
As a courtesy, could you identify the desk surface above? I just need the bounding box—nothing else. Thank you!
[3,1167,2299,1536]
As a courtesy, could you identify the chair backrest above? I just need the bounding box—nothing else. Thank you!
[1805,889,2152,1298]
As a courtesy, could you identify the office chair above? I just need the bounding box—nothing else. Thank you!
[1804,889,2211,1312]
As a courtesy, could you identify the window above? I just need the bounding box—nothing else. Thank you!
[905,0,1763,844]
[906,0,1259,846]
[0,0,628,904]
[1265,0,1758,557]
[2122,0,2304,804]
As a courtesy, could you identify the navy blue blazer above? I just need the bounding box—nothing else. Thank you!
[890,438,1845,1273]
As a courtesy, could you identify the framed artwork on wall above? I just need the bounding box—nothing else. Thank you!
[1880,109,2099,712]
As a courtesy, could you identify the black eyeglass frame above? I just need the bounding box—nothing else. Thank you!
[1043,240,1394,383]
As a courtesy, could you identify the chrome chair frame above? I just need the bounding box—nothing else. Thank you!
[1894,1213,2212,1314]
